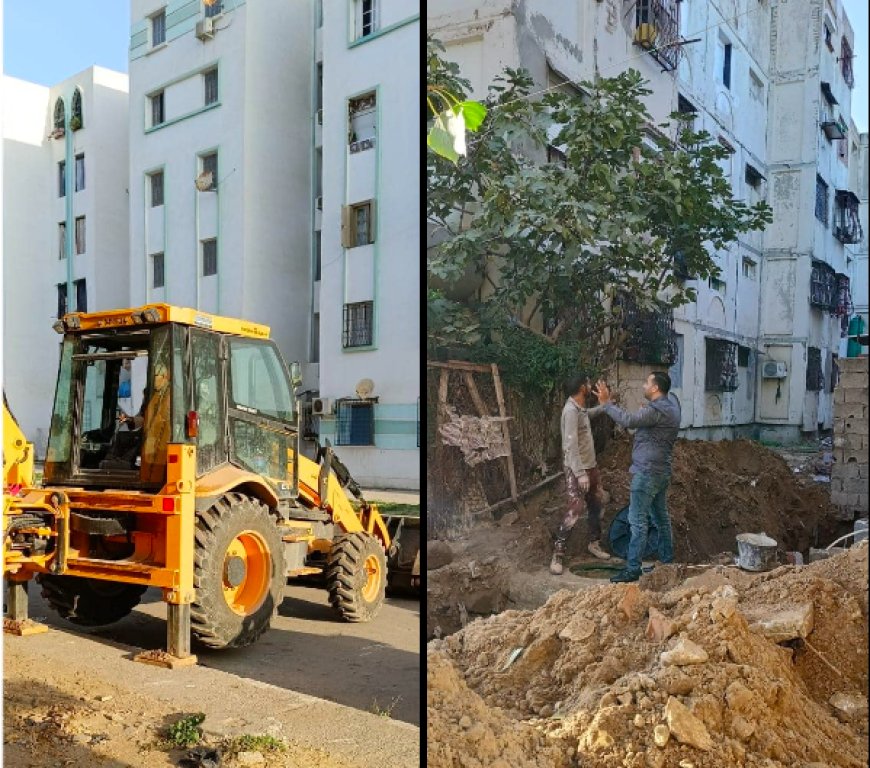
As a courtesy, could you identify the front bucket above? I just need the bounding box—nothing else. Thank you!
[736,532,777,572]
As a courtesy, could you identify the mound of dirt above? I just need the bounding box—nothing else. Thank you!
[428,544,869,768]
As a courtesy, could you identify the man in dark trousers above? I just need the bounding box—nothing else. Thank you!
[593,372,681,583]
[551,376,610,575]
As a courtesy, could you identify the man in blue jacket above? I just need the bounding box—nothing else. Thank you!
[593,372,681,583]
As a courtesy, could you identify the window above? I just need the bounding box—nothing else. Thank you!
[547,145,567,166]
[837,133,849,166]
[749,69,763,102]
[815,175,829,226]
[615,292,677,365]
[204,0,223,17]
[74,278,87,312]
[824,22,833,51]
[58,161,66,197]
[348,92,376,148]
[722,43,732,89]
[151,91,165,127]
[354,0,376,39]
[58,222,66,260]
[806,347,824,391]
[742,258,757,280]
[71,88,83,129]
[201,152,218,188]
[202,239,217,276]
[342,201,374,247]
[74,154,85,192]
[633,0,680,71]
[75,216,86,254]
[342,301,373,347]
[547,64,583,99]
[833,190,862,244]
[150,171,164,207]
[57,283,68,318]
[152,252,165,288]
[204,69,218,105]
[53,98,65,131]
[820,81,838,107]
[311,313,320,363]
[315,0,323,28]
[705,338,739,392]
[710,275,726,293]
[677,94,698,136]
[841,37,854,88]
[745,164,763,191]
[152,10,166,45]
[810,261,837,310]
[737,346,751,368]
[314,231,322,281]
[335,399,374,445]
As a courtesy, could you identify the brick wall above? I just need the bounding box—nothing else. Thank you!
[830,357,869,520]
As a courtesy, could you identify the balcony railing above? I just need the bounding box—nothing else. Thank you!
[633,0,681,72]
[810,261,837,312]
[833,190,862,244]
[616,293,678,365]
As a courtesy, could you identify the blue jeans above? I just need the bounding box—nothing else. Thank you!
[626,472,674,572]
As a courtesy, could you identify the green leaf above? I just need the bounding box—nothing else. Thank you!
[427,109,466,163]
[457,100,487,131]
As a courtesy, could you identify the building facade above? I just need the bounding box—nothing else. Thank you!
[314,0,420,489]
[3,68,130,456]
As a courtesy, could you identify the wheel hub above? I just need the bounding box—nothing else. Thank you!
[224,556,247,588]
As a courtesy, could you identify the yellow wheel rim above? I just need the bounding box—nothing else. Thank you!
[361,553,382,603]
[222,531,271,616]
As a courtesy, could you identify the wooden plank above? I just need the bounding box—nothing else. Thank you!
[427,360,492,373]
[491,363,518,502]
[463,371,490,417]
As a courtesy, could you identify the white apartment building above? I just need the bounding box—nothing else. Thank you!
[428,0,867,443]
[848,129,868,351]
[3,68,130,457]
[128,0,313,378]
[314,0,420,489]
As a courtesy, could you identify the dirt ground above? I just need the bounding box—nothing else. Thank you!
[4,581,420,768]
[428,543,870,768]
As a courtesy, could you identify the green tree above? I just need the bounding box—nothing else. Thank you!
[427,40,771,397]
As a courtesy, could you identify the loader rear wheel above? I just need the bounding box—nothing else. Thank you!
[37,575,147,627]
[326,533,386,623]
[191,493,285,649]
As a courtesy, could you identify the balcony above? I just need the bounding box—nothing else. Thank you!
[633,0,681,72]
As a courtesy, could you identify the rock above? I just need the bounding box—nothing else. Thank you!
[725,681,758,714]
[744,603,814,642]
[464,589,503,614]
[617,692,633,707]
[730,714,755,740]
[427,541,454,570]
[558,617,595,642]
[95,695,113,702]
[678,761,695,768]
[633,714,644,727]
[237,752,265,766]
[652,724,670,747]
[459,715,472,729]
[829,692,867,721]
[618,584,642,620]
[647,752,666,768]
[710,587,738,620]
[660,637,709,666]
[582,727,614,751]
[645,607,676,642]
[660,671,695,696]
[664,696,713,751]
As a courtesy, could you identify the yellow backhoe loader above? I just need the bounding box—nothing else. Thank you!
[3,305,391,666]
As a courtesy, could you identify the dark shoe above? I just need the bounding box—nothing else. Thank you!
[610,568,642,583]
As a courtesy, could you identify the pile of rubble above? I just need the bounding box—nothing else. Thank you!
[428,544,869,768]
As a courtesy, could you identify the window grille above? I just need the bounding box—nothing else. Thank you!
[815,175,828,225]
[152,11,166,45]
[833,273,853,318]
[57,283,68,318]
[841,37,854,88]
[75,216,86,255]
[58,161,66,197]
[58,222,66,260]
[204,1,223,18]
[75,154,85,192]
[810,261,836,311]
[829,355,839,393]
[806,347,824,391]
[616,293,678,366]
[705,338,739,392]
[354,206,369,247]
[634,0,681,71]
[53,98,65,130]
[833,190,862,244]
[722,43,732,89]
[151,91,165,126]
[335,399,374,446]
[202,239,217,276]
[71,88,83,128]
[150,171,164,207]
[153,253,165,288]
[204,69,218,105]
[74,278,87,313]
[342,301,373,348]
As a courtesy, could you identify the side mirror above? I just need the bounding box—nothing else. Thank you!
[289,361,303,388]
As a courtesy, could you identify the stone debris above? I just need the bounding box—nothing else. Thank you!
[829,692,868,722]
[744,602,814,643]
[660,637,709,667]
[427,540,454,570]
[663,696,713,751]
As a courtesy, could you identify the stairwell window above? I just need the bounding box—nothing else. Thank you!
[150,171,164,207]
[335,399,374,446]
[75,154,85,192]
[742,258,757,280]
[342,301,373,348]
[58,222,66,259]
[201,152,218,189]
[74,278,87,313]
[151,10,166,46]
[57,284,68,318]
[151,90,165,127]
[348,92,376,148]
[152,253,165,288]
[354,0,377,40]
[71,88,83,129]
[53,98,65,132]
[75,216,86,255]
[58,161,66,197]
[202,239,217,277]
[341,201,375,248]
[204,69,218,106]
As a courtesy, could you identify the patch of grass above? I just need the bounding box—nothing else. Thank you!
[367,502,420,516]
[369,696,402,718]
[223,734,286,755]
[165,713,205,748]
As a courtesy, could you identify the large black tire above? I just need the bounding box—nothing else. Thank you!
[326,532,387,623]
[37,575,147,627]
[190,493,285,649]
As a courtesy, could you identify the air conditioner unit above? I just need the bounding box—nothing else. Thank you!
[315,195,323,210]
[195,18,215,40]
[762,361,788,379]
[312,397,332,416]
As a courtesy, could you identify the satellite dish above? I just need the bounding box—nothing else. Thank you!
[355,378,375,398]
[195,171,214,191]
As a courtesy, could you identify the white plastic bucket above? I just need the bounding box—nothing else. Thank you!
[854,518,868,544]
[736,532,778,572]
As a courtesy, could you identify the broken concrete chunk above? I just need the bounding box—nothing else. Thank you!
[664,696,713,751]
[652,723,670,747]
[427,540,454,570]
[646,607,677,643]
[730,714,756,740]
[829,692,867,721]
[744,603,814,642]
[660,637,709,666]
[618,583,642,620]
[558,617,596,642]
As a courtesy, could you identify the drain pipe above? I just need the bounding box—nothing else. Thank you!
[64,94,74,312]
